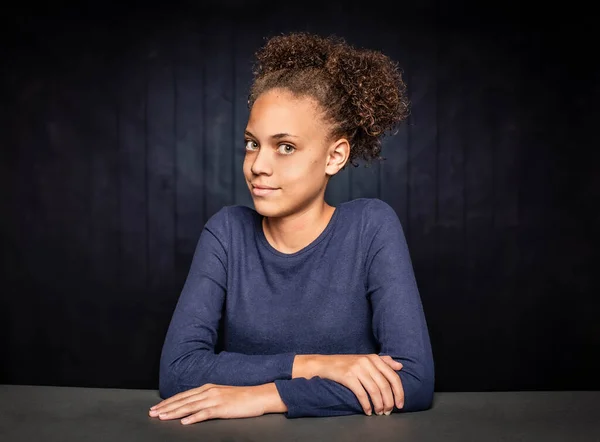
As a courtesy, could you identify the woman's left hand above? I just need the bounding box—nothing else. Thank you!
[148,384,268,424]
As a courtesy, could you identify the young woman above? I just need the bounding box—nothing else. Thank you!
[149,32,434,425]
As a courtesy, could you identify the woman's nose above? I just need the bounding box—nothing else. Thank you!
[250,148,273,175]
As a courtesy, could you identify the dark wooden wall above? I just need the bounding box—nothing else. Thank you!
[1,1,598,391]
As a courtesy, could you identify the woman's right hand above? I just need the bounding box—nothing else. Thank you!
[314,354,404,415]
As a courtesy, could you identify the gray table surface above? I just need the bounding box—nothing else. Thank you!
[0,385,598,441]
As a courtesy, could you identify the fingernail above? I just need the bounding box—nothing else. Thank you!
[181,418,190,425]
[149,410,158,416]
[159,413,167,418]
[150,406,156,410]
[385,411,391,415]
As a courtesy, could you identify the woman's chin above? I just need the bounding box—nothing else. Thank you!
[253,202,276,215]
[252,200,285,218]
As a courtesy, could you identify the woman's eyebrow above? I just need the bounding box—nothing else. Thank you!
[245,130,299,140]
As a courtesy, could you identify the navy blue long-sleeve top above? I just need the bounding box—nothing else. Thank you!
[159,197,435,418]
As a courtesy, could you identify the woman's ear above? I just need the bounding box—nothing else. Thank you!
[325,138,350,176]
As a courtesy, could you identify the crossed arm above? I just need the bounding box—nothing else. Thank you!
[153,353,404,425]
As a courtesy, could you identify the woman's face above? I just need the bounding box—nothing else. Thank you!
[243,88,348,218]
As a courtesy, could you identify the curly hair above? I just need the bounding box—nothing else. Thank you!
[247,32,409,168]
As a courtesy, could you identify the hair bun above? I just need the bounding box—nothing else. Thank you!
[253,32,343,75]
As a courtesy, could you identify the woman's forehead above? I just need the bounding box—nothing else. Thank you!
[248,91,327,138]
[252,88,321,113]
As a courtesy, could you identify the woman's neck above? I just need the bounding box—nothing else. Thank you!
[262,201,336,254]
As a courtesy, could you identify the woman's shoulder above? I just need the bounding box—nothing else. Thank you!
[339,198,405,247]
[203,204,256,234]
[345,197,394,212]
[344,197,401,227]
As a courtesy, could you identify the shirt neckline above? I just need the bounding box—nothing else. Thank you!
[254,203,343,258]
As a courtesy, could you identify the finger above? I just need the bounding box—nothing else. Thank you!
[380,355,403,370]
[157,399,207,421]
[372,357,405,409]
[154,391,214,417]
[367,355,398,413]
[150,391,213,417]
[363,365,394,414]
[181,407,219,425]
[346,378,372,415]
[150,384,214,412]
[356,371,385,415]
[150,384,216,415]
[379,354,403,368]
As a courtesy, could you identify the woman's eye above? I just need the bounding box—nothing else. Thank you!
[278,144,295,155]
[245,140,258,151]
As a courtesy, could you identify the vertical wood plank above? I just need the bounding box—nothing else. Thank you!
[119,42,148,292]
[462,38,496,388]
[119,45,148,291]
[146,29,176,293]
[204,16,234,218]
[89,54,120,290]
[487,39,523,388]
[434,29,468,387]
[174,22,206,283]
[405,23,438,295]
[47,59,93,286]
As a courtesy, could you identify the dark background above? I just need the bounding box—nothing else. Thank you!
[1,0,598,392]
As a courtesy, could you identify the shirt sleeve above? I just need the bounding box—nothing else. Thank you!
[273,199,435,418]
[158,207,296,399]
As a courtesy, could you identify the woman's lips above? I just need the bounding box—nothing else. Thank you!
[252,187,279,196]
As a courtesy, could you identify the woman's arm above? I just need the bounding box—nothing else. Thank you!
[159,208,296,399]
[271,200,435,418]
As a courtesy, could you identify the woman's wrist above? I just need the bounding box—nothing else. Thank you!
[256,383,287,414]
[292,354,325,379]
